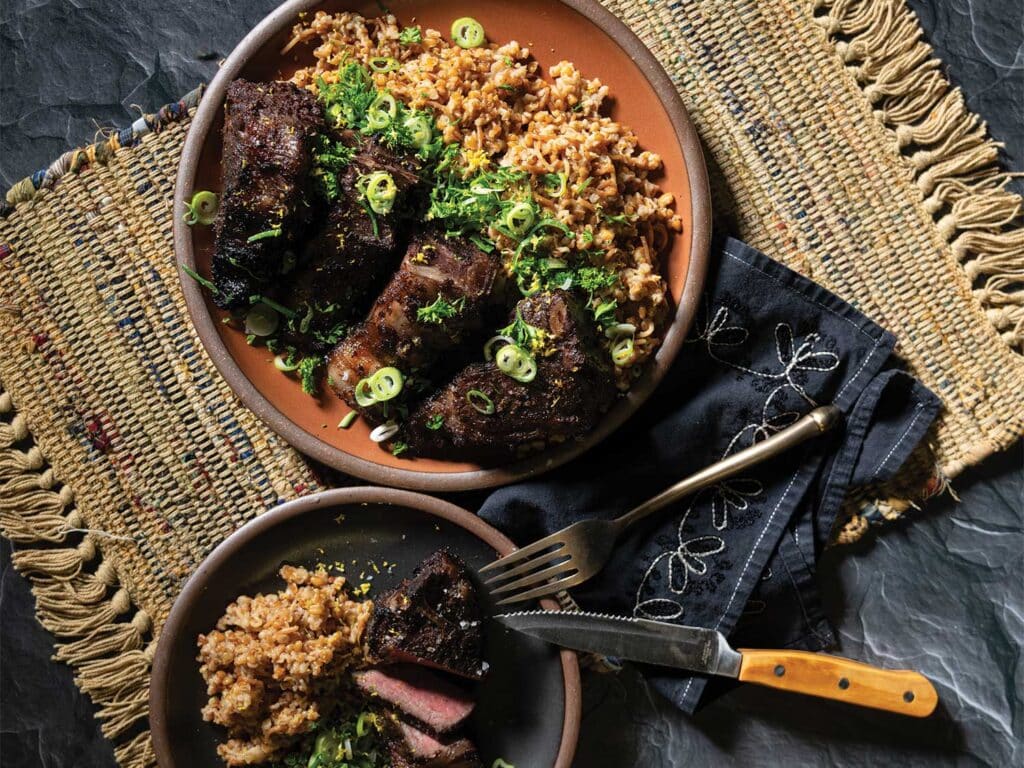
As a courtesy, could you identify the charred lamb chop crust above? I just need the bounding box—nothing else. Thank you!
[405,289,617,460]
[366,550,485,680]
[327,231,507,422]
[212,79,323,309]
[277,132,420,354]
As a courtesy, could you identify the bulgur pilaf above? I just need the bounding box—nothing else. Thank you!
[197,565,373,765]
[287,11,681,387]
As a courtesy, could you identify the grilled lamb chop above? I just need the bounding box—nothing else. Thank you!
[383,718,482,768]
[405,290,617,461]
[366,551,485,679]
[277,132,421,353]
[353,666,475,734]
[326,231,507,421]
[212,79,322,309]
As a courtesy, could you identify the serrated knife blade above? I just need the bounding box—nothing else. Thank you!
[495,610,742,678]
[495,610,940,718]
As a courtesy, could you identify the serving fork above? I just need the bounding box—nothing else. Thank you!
[480,405,841,605]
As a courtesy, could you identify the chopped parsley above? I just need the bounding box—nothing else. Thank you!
[499,309,548,354]
[399,25,422,45]
[297,357,321,396]
[391,441,409,457]
[312,133,356,201]
[426,413,444,430]
[269,708,385,768]
[416,295,466,324]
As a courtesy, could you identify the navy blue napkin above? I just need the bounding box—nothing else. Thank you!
[478,237,940,713]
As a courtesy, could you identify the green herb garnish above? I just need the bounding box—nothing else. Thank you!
[426,413,444,430]
[297,357,321,396]
[399,26,422,45]
[247,227,282,243]
[417,295,466,324]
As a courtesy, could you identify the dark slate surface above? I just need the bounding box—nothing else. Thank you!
[1,1,1021,766]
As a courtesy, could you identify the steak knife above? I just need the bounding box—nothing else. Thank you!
[496,611,937,717]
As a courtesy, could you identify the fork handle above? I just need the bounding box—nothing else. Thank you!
[612,405,841,532]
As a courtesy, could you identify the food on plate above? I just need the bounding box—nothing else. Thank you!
[196,565,373,765]
[382,718,481,768]
[326,230,507,425]
[187,11,680,460]
[212,80,324,309]
[353,665,475,734]
[366,550,485,679]
[277,132,422,354]
[405,289,616,460]
[197,551,486,766]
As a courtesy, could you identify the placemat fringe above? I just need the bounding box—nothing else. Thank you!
[0,387,153,766]
[815,0,1023,354]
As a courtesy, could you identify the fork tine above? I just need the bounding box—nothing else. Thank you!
[478,533,566,574]
[481,548,571,586]
[494,572,585,606]
[489,560,576,597]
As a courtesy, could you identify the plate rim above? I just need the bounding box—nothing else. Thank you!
[173,0,712,491]
[149,486,582,768]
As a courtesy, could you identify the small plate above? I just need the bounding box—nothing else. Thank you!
[149,487,581,767]
[174,0,711,490]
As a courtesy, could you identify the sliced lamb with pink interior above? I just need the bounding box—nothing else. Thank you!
[353,665,475,734]
[384,718,482,768]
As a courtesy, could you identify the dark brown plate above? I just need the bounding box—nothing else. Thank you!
[174,0,711,490]
[149,487,581,767]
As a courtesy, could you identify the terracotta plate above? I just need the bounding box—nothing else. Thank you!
[149,487,581,767]
[174,0,711,490]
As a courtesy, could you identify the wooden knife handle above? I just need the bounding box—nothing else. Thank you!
[737,649,938,717]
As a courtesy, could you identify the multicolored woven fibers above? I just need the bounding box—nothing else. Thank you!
[0,1,1020,765]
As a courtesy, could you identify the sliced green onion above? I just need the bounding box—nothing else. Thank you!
[503,202,535,237]
[492,760,516,768]
[541,173,567,198]
[611,335,635,366]
[605,322,636,339]
[358,171,397,215]
[369,421,400,443]
[403,113,434,149]
[355,366,405,407]
[466,389,495,414]
[366,92,398,130]
[369,56,399,73]
[274,354,301,372]
[354,378,377,407]
[244,303,279,336]
[250,295,296,319]
[338,411,358,429]
[593,300,617,323]
[247,227,281,243]
[483,334,515,361]
[495,344,537,383]
[183,190,219,226]
[180,263,217,294]
[451,17,485,48]
[355,711,370,736]
[369,366,404,401]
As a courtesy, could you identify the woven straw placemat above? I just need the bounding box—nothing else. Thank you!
[1,1,1021,765]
